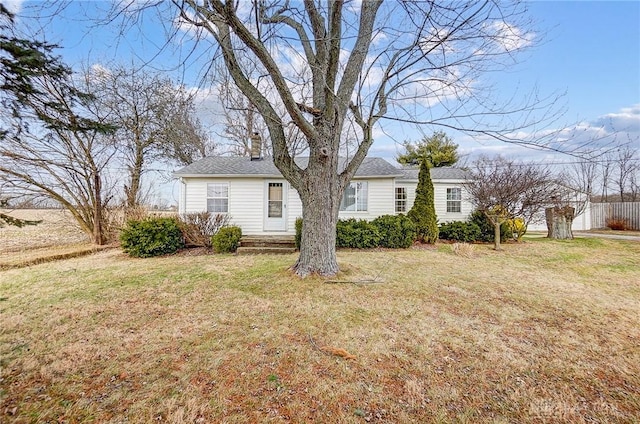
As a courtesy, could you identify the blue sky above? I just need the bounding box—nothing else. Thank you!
[5,0,640,204]
[515,1,639,119]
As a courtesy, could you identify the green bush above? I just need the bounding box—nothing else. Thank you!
[469,210,512,243]
[336,218,381,249]
[371,214,416,248]
[438,220,482,242]
[212,226,242,253]
[295,217,303,250]
[120,216,184,258]
[407,160,438,243]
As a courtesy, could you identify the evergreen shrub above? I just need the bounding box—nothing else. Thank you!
[212,226,242,253]
[336,218,381,248]
[371,214,416,248]
[407,160,439,243]
[294,217,303,250]
[120,216,184,258]
[438,221,482,242]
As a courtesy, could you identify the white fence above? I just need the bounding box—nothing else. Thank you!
[590,202,640,230]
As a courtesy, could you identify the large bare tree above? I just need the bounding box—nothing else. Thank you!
[215,65,310,157]
[0,6,117,241]
[0,68,117,244]
[165,0,561,276]
[86,65,211,208]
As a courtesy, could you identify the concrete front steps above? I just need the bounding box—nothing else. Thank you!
[237,235,297,255]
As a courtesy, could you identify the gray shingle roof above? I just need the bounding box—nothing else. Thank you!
[174,156,403,178]
[399,166,469,181]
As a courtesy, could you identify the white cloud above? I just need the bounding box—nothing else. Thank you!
[451,104,640,163]
[2,0,25,14]
[487,21,535,53]
[173,8,216,41]
[592,104,640,133]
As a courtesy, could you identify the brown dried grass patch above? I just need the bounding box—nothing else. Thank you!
[451,242,476,258]
[0,209,89,254]
[1,239,639,423]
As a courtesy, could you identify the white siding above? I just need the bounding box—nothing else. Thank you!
[182,177,303,235]
[338,178,396,220]
[434,182,473,223]
[287,185,303,232]
[229,179,268,234]
[180,176,471,235]
[397,179,473,223]
[183,178,209,212]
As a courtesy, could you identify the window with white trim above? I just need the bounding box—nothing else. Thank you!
[340,181,368,211]
[446,187,462,213]
[207,183,229,213]
[395,187,407,213]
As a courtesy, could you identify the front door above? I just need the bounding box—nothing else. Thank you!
[264,181,287,231]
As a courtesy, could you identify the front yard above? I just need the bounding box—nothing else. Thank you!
[1,237,638,422]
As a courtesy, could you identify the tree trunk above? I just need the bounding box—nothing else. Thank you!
[293,201,339,277]
[485,212,503,250]
[545,206,575,239]
[493,221,502,250]
[291,162,342,277]
[126,142,145,209]
[93,172,106,245]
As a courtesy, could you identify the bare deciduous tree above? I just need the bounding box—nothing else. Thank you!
[215,66,310,157]
[162,0,563,276]
[85,65,211,208]
[0,69,117,244]
[558,160,599,218]
[613,145,639,202]
[1,6,120,240]
[466,156,558,249]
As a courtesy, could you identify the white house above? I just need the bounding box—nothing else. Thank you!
[173,156,471,236]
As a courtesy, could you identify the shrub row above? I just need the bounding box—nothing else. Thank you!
[439,210,516,243]
[296,214,415,249]
[120,215,242,257]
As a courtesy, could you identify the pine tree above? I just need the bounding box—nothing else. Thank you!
[408,160,439,243]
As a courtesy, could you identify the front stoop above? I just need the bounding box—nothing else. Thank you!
[237,235,297,255]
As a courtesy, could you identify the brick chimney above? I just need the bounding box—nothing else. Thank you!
[250,133,262,161]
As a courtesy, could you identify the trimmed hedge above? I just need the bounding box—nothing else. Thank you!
[371,214,416,248]
[120,216,184,258]
[438,221,482,242]
[212,226,242,253]
[295,216,416,249]
[336,218,381,248]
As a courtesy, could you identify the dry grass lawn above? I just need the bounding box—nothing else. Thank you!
[0,209,92,268]
[1,237,639,423]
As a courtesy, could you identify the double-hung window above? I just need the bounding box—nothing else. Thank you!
[395,187,407,213]
[340,181,368,212]
[207,183,229,213]
[446,187,462,213]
